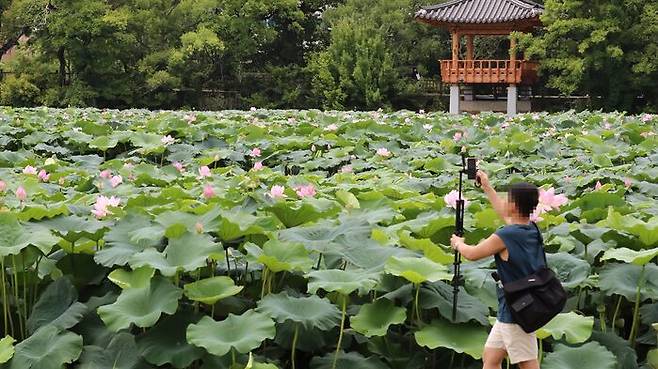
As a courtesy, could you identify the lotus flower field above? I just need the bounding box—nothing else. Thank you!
[0,107,656,369]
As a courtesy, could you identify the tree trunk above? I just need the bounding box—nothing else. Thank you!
[58,46,66,86]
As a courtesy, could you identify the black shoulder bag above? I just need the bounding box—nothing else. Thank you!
[498,222,567,333]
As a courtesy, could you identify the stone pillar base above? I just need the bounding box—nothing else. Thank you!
[450,85,460,115]
[507,85,518,116]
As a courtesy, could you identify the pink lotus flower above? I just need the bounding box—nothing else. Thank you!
[530,209,544,222]
[640,131,656,138]
[324,124,338,132]
[15,186,27,201]
[184,114,197,124]
[642,114,653,123]
[0,181,6,192]
[604,123,612,130]
[253,162,264,171]
[341,165,353,174]
[203,185,215,199]
[198,166,211,178]
[444,190,469,210]
[250,148,262,157]
[91,195,120,219]
[99,170,112,179]
[250,107,257,112]
[419,110,425,114]
[161,135,175,146]
[37,170,49,182]
[423,124,433,131]
[376,148,391,157]
[269,185,287,199]
[532,114,541,121]
[624,178,632,188]
[295,185,316,198]
[288,118,296,124]
[173,162,185,173]
[453,132,463,141]
[123,162,134,170]
[537,188,568,212]
[23,166,37,175]
[110,175,123,188]
[595,181,603,190]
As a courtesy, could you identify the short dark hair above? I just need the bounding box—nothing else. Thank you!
[507,182,539,217]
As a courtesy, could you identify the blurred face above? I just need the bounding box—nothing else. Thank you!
[505,192,525,219]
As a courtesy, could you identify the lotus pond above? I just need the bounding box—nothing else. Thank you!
[0,107,656,369]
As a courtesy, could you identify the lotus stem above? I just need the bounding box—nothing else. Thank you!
[260,268,269,298]
[1,259,7,336]
[231,348,236,366]
[333,295,347,369]
[11,256,23,339]
[629,265,645,346]
[414,283,422,324]
[538,339,543,363]
[612,295,623,334]
[225,248,231,275]
[291,324,299,369]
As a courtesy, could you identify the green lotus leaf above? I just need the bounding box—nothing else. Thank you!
[603,209,658,246]
[18,203,70,221]
[474,208,504,230]
[217,210,278,242]
[648,349,658,369]
[384,256,451,284]
[129,232,223,277]
[601,247,658,266]
[108,266,155,289]
[547,252,591,288]
[137,312,204,368]
[309,351,386,369]
[335,190,360,209]
[590,331,638,369]
[536,312,593,344]
[77,332,141,369]
[350,298,406,337]
[278,219,371,254]
[9,325,83,369]
[95,214,161,267]
[183,276,244,305]
[256,293,341,331]
[599,263,658,301]
[542,342,616,369]
[404,212,454,239]
[40,215,107,243]
[0,336,15,364]
[420,281,489,325]
[130,132,165,154]
[98,276,182,332]
[415,320,488,359]
[0,213,59,257]
[186,310,275,357]
[398,230,452,264]
[266,198,340,227]
[89,135,119,151]
[244,239,314,273]
[306,269,379,296]
[27,277,88,334]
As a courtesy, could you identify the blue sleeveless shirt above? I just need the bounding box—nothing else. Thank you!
[494,224,546,323]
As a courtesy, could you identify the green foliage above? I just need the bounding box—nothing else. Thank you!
[0,107,652,368]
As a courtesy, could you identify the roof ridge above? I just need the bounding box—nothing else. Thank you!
[422,0,544,12]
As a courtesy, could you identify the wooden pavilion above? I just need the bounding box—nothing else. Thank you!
[415,0,544,115]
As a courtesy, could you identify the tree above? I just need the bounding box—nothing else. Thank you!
[519,0,657,111]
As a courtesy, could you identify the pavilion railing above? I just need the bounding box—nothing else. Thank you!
[440,60,539,85]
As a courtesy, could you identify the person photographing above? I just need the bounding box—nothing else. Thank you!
[450,170,543,369]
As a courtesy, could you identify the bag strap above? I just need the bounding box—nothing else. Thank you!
[530,221,548,266]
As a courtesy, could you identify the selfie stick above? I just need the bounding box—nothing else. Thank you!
[452,153,479,322]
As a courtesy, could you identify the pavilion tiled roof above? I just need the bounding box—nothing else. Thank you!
[416,0,544,25]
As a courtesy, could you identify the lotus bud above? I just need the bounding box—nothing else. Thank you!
[195,222,204,234]
[45,157,57,166]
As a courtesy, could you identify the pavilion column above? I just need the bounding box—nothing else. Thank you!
[450,31,461,114]
[466,35,474,60]
[507,34,517,116]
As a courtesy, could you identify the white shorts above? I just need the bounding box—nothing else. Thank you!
[485,321,538,364]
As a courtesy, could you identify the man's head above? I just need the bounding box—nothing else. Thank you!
[505,182,539,219]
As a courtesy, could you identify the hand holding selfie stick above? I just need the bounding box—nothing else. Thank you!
[452,152,480,322]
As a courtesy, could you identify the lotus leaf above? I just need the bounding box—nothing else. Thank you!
[257,293,341,330]
[350,298,406,337]
[186,310,275,357]
[98,276,182,332]
[184,276,244,305]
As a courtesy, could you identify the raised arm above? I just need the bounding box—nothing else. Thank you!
[477,170,511,224]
